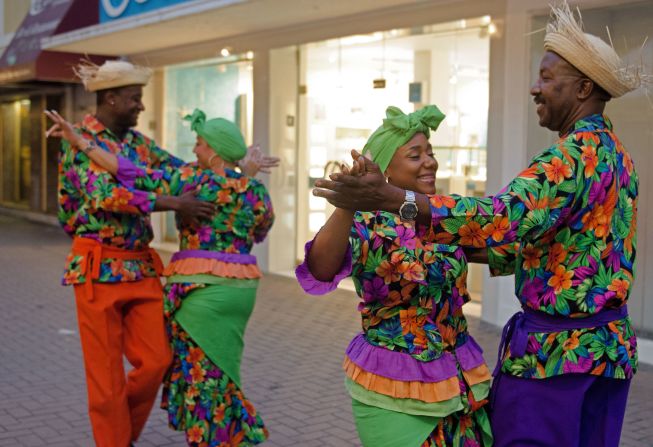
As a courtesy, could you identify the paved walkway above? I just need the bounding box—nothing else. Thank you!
[0,214,651,446]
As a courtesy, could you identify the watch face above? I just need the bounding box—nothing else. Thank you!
[400,202,419,220]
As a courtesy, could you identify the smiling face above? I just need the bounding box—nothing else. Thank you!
[530,51,586,132]
[105,85,145,129]
[192,136,219,169]
[384,132,438,195]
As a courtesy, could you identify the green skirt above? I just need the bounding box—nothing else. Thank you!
[174,280,258,388]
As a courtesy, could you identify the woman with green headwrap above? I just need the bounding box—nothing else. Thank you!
[295,105,493,446]
[46,108,274,446]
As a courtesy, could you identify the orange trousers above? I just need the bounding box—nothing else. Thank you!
[74,277,172,447]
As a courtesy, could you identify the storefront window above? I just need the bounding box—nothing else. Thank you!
[162,57,254,241]
[289,18,490,297]
[1,99,31,206]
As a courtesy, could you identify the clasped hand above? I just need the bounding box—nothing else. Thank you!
[313,150,399,212]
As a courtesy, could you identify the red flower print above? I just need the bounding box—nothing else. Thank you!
[542,157,572,184]
[187,425,205,443]
[581,145,598,178]
[483,216,510,243]
[458,221,488,248]
[547,265,573,294]
[430,195,456,209]
[607,278,629,300]
[545,243,566,271]
[522,243,543,270]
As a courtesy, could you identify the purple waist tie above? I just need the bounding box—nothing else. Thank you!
[170,249,257,265]
[494,305,628,376]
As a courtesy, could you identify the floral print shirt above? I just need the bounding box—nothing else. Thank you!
[58,114,185,285]
[429,114,638,379]
[118,161,274,256]
[296,211,491,417]
[348,212,475,359]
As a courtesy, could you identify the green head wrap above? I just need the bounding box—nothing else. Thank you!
[184,109,247,163]
[362,105,445,173]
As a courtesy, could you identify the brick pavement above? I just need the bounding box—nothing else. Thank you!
[0,213,651,446]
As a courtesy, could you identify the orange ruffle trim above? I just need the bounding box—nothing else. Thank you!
[163,257,262,279]
[343,358,491,403]
[463,364,492,387]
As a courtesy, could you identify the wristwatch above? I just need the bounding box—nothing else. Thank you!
[399,190,418,222]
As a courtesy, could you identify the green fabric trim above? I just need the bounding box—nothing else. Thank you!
[345,378,463,417]
[351,398,438,447]
[174,283,258,388]
[470,380,490,402]
[346,378,491,417]
[167,274,259,288]
[348,379,494,447]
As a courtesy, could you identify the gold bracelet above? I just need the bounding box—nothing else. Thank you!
[80,141,95,155]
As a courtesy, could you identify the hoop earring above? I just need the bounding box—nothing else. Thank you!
[208,154,223,169]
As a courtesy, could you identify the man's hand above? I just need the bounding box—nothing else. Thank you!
[313,150,404,212]
[44,109,87,149]
[239,144,281,176]
[155,190,215,226]
[175,190,215,226]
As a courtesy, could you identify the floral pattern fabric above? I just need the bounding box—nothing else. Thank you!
[428,114,638,379]
[162,283,268,447]
[126,162,274,445]
[119,162,274,254]
[58,114,185,285]
[296,210,492,434]
[348,212,474,360]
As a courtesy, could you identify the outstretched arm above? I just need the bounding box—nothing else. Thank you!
[315,145,580,248]
[47,110,215,224]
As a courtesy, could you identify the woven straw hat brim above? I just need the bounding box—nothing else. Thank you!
[544,34,631,98]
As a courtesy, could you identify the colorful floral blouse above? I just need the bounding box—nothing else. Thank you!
[429,114,638,380]
[58,114,185,285]
[116,159,274,281]
[296,211,491,418]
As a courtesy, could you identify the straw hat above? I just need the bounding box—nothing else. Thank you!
[543,2,642,98]
[74,59,152,92]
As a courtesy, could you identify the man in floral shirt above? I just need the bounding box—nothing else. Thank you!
[312,3,644,446]
[56,60,214,447]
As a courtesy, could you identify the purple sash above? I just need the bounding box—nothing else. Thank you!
[494,305,628,376]
[170,249,257,265]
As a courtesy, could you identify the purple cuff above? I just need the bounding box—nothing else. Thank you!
[116,156,145,188]
[346,333,486,382]
[294,238,352,295]
[131,190,156,214]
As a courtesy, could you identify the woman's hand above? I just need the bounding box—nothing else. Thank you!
[239,144,281,176]
[44,110,88,150]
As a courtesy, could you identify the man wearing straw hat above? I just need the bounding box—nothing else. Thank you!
[312,2,644,445]
[56,60,218,446]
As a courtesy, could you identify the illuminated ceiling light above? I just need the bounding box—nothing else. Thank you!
[482,15,491,25]
[459,19,466,29]
[220,47,231,57]
[488,23,497,35]
[246,51,254,59]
